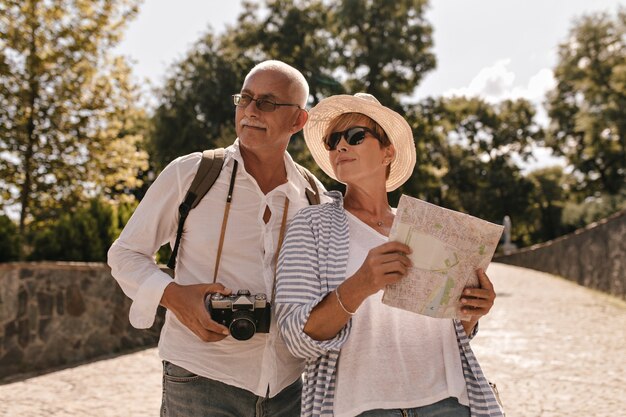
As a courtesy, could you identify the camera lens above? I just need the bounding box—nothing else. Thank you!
[229,311,257,341]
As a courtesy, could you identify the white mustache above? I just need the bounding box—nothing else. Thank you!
[240,118,267,129]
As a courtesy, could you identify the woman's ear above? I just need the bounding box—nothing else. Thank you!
[385,144,396,164]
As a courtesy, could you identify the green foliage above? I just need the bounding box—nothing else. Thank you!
[333,0,435,108]
[411,97,543,226]
[115,199,138,228]
[156,244,172,266]
[0,215,20,262]
[231,0,344,104]
[0,0,148,255]
[149,31,252,170]
[395,99,448,206]
[561,191,626,232]
[526,166,569,241]
[546,9,626,196]
[231,0,436,108]
[29,198,135,262]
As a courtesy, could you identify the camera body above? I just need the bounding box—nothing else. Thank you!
[206,290,271,341]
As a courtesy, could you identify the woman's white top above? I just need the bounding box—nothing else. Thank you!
[333,211,469,417]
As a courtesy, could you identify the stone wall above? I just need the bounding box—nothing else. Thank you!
[495,209,626,300]
[0,262,166,381]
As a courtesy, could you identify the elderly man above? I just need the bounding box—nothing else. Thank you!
[108,60,324,417]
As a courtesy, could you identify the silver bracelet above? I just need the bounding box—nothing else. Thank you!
[334,286,356,316]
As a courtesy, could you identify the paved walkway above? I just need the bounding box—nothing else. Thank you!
[1,263,625,417]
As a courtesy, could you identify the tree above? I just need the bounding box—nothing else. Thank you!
[229,0,344,105]
[29,198,120,262]
[149,30,252,170]
[0,0,148,257]
[526,166,569,241]
[85,57,150,202]
[396,98,449,206]
[546,10,626,196]
[333,0,436,108]
[412,96,543,244]
[0,214,19,262]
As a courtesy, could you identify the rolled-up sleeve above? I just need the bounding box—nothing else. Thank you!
[275,211,351,359]
[107,154,198,328]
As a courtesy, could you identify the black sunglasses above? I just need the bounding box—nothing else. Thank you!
[232,93,301,112]
[324,126,381,151]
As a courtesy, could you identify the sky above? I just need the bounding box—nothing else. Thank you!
[115,0,626,169]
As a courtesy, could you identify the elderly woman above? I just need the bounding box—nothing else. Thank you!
[275,93,504,417]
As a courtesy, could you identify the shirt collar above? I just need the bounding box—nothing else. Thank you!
[224,138,315,201]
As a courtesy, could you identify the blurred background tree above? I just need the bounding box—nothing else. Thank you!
[333,0,435,110]
[526,166,569,242]
[149,30,252,170]
[29,197,125,261]
[0,214,20,261]
[0,0,148,259]
[546,10,626,198]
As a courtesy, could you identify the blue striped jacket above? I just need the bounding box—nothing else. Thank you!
[276,191,505,417]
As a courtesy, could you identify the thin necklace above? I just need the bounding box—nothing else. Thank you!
[345,201,391,228]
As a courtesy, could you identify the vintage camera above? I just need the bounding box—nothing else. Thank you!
[206,290,271,341]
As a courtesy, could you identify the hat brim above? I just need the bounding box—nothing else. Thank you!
[303,95,416,192]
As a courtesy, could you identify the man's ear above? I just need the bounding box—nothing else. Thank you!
[292,109,308,133]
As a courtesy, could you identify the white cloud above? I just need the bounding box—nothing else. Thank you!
[443,59,556,105]
[444,59,515,101]
[515,144,568,174]
[443,60,557,127]
[443,60,564,171]
[512,68,556,102]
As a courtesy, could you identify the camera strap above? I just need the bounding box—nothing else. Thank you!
[212,161,290,304]
[213,159,238,283]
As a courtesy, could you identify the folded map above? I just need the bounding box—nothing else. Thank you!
[382,195,504,319]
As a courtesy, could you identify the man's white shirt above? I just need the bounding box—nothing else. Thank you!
[108,139,327,397]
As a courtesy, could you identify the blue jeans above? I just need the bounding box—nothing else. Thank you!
[160,361,301,417]
[357,397,470,417]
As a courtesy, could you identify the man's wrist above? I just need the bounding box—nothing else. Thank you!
[160,282,179,309]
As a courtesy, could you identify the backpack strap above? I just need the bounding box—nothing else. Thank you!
[167,151,318,270]
[167,148,225,270]
[294,163,321,205]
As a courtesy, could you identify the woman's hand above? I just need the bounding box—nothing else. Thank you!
[460,268,496,335]
[352,241,413,297]
[303,241,411,341]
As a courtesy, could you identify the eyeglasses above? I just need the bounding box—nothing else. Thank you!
[232,93,301,112]
[323,126,381,151]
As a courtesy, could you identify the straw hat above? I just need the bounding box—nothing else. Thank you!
[303,93,416,191]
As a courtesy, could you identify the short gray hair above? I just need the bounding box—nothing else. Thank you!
[245,60,309,108]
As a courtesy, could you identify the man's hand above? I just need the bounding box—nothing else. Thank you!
[160,282,232,342]
[459,268,496,335]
